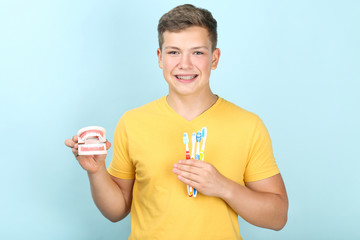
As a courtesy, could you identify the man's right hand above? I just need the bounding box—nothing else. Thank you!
[64,135,112,174]
[65,134,133,222]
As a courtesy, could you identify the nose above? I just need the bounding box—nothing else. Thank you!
[178,53,192,70]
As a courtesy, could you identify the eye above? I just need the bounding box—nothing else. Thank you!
[194,51,204,55]
[168,51,179,55]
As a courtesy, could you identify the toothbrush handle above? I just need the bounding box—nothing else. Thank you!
[186,151,192,196]
[192,154,200,196]
[192,151,204,197]
[200,151,205,161]
[187,185,193,197]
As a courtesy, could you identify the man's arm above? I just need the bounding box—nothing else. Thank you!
[88,167,134,222]
[223,173,288,230]
[65,136,134,222]
[173,160,288,230]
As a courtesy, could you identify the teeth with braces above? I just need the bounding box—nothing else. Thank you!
[176,75,198,80]
[77,126,107,155]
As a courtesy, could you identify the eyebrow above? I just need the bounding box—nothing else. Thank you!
[164,46,210,51]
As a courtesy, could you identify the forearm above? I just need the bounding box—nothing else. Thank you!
[87,165,130,222]
[173,160,288,230]
[220,177,288,230]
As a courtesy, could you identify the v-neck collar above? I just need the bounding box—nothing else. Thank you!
[161,95,223,124]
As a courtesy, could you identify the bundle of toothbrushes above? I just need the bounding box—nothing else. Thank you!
[183,127,207,198]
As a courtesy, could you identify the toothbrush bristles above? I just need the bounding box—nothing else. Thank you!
[202,127,207,138]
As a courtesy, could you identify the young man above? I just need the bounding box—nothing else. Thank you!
[65,4,288,239]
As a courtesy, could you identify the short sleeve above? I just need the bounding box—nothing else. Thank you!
[244,117,279,182]
[108,113,135,179]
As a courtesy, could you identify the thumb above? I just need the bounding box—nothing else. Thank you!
[106,141,111,150]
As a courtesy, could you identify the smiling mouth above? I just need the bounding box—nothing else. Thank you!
[175,74,198,80]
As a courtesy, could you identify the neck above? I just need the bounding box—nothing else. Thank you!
[167,91,218,121]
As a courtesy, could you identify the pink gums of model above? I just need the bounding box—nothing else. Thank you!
[77,126,107,155]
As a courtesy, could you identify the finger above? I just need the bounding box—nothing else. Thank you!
[175,160,205,173]
[106,140,111,150]
[72,147,79,158]
[175,163,202,176]
[64,139,75,148]
[177,174,200,188]
[173,162,194,174]
[173,165,202,183]
[72,135,78,143]
[179,159,204,167]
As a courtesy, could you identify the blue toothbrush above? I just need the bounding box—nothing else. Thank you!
[193,131,202,197]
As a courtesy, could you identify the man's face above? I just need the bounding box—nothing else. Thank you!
[157,26,220,97]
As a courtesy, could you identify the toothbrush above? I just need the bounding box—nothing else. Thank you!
[199,127,207,161]
[183,133,193,197]
[191,132,196,159]
[183,133,190,160]
[188,132,196,197]
[193,131,202,197]
[195,131,201,160]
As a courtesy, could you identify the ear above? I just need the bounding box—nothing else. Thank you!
[157,48,163,69]
[211,48,221,70]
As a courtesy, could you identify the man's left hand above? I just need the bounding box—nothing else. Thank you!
[172,159,229,197]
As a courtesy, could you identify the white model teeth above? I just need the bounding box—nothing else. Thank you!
[177,75,197,80]
[86,132,100,138]
[81,132,105,142]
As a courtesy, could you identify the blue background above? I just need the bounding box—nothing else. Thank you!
[1,0,359,239]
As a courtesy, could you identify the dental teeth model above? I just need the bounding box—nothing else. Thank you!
[77,126,107,155]
[182,127,207,198]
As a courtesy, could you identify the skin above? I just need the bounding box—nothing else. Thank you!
[157,26,220,120]
[160,26,288,230]
[64,136,134,222]
[65,25,288,230]
[172,160,288,230]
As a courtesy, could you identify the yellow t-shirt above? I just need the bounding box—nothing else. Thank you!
[108,96,279,240]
